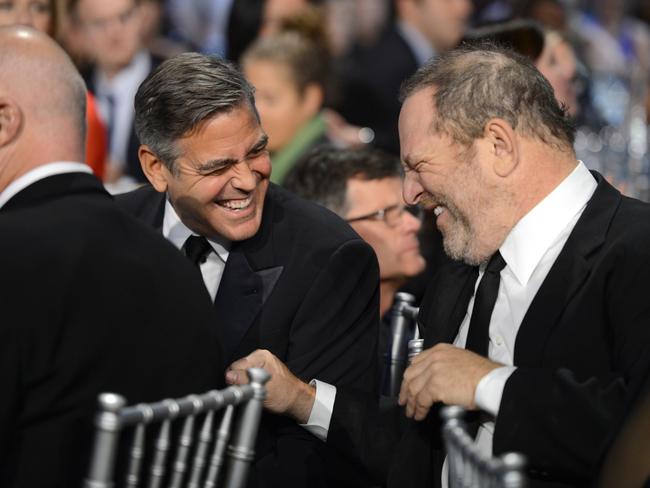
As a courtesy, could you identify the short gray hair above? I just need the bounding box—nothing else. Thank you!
[134,53,259,174]
[399,43,575,152]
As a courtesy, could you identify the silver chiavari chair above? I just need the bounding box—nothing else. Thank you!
[441,405,527,488]
[383,292,420,397]
[84,368,270,488]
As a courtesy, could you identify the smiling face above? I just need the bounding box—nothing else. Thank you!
[345,176,425,282]
[399,87,509,265]
[152,104,271,241]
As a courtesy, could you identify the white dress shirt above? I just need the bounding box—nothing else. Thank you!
[162,199,230,301]
[94,50,151,168]
[0,162,92,209]
[303,162,598,454]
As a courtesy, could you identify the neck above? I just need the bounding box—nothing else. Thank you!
[512,142,578,223]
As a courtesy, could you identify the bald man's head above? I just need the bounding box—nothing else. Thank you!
[0,26,87,164]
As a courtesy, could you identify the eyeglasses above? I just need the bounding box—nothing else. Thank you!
[346,204,423,228]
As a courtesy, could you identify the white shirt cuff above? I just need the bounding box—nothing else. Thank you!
[474,366,517,416]
[299,379,336,442]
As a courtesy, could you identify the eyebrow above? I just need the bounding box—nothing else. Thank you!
[195,134,269,174]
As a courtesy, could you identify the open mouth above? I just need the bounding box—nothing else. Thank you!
[433,206,445,217]
[216,194,253,211]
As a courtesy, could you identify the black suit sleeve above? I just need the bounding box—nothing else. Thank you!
[284,238,380,393]
[494,243,650,481]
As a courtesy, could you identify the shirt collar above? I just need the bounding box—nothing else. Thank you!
[499,161,597,285]
[94,49,151,97]
[0,161,92,209]
[396,20,436,67]
[162,198,231,262]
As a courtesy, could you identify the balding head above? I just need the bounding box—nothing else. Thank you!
[0,26,87,187]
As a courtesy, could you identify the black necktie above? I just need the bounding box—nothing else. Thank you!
[183,235,212,267]
[465,251,506,357]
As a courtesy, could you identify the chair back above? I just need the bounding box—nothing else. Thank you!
[441,405,527,488]
[382,292,420,396]
[84,368,270,488]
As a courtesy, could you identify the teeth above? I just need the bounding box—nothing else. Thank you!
[433,206,445,216]
[220,196,252,210]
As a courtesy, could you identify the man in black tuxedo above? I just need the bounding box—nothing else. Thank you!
[227,44,650,487]
[0,27,223,487]
[116,53,379,486]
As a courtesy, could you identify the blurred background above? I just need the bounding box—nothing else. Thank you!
[2,0,648,199]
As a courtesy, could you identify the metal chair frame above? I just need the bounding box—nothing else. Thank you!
[84,368,270,488]
[383,292,420,397]
[441,406,527,488]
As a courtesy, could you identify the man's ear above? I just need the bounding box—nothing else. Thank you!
[0,97,23,148]
[139,144,170,192]
[484,118,518,177]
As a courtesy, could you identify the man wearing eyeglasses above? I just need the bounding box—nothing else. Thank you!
[285,145,426,319]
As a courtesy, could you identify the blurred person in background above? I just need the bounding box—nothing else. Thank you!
[284,145,426,381]
[242,9,333,185]
[0,0,107,179]
[285,145,425,317]
[571,0,650,128]
[164,0,234,55]
[335,0,473,155]
[68,0,162,189]
[464,19,579,117]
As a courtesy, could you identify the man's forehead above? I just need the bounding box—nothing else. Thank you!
[346,176,402,208]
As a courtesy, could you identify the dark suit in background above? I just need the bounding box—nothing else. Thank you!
[117,183,380,487]
[0,172,224,487]
[335,25,418,155]
[327,174,650,488]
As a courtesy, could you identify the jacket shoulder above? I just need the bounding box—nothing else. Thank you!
[114,185,162,216]
[267,184,361,246]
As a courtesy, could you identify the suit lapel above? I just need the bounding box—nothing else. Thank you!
[514,173,621,366]
[214,186,284,362]
[214,251,265,362]
[420,261,479,347]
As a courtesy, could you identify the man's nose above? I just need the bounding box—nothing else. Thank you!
[231,162,258,191]
[402,172,423,206]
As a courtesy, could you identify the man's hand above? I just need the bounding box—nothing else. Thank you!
[398,343,501,420]
[226,349,316,424]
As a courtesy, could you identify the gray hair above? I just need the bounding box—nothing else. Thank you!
[399,43,575,152]
[134,52,259,174]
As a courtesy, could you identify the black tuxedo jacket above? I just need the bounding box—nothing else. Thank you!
[117,183,380,487]
[335,25,419,155]
[328,173,650,487]
[0,172,224,487]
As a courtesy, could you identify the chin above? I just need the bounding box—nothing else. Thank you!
[218,218,263,242]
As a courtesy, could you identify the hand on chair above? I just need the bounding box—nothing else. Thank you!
[398,343,501,420]
[226,349,316,424]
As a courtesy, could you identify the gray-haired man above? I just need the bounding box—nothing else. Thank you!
[117,53,379,487]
